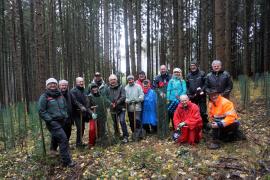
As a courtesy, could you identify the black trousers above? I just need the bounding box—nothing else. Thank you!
[211,122,239,142]
[128,111,142,133]
[73,115,86,146]
[190,97,208,129]
[49,127,72,165]
[51,121,72,150]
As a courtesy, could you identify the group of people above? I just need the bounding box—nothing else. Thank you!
[38,59,243,167]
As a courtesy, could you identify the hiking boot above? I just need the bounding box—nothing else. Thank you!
[207,141,221,149]
[122,137,129,144]
[63,161,77,168]
[76,143,87,148]
[49,150,58,157]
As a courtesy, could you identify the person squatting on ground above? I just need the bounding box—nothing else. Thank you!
[205,60,233,99]
[70,77,95,148]
[105,74,129,143]
[125,75,145,141]
[167,68,187,129]
[207,89,241,149]
[38,78,75,167]
[186,61,208,130]
[173,95,203,145]
[141,80,158,134]
[87,83,108,146]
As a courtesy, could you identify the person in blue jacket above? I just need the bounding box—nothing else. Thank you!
[142,80,158,134]
[166,68,187,129]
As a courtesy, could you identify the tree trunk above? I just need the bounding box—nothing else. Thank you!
[128,0,136,75]
[135,0,142,73]
[123,0,130,76]
[104,0,110,78]
[214,0,226,64]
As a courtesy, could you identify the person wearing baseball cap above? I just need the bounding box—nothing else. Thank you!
[38,78,76,167]
[206,89,244,149]
[186,61,208,131]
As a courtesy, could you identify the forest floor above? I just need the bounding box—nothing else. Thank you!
[0,99,270,179]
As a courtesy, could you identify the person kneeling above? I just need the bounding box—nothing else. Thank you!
[173,95,203,145]
[207,89,244,149]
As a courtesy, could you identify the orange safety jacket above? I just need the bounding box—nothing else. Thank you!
[208,95,239,127]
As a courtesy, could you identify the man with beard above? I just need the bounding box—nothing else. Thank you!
[38,78,75,167]
[70,77,96,148]
[173,95,203,145]
[186,61,208,130]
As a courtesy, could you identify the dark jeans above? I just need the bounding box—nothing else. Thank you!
[190,97,208,129]
[73,115,86,145]
[211,122,239,142]
[143,124,157,133]
[111,111,129,138]
[49,127,72,165]
[128,111,142,133]
[51,121,72,150]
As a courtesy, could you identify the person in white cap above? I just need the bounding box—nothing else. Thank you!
[167,68,187,129]
[38,78,75,167]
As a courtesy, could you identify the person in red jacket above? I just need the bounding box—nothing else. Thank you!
[173,94,203,145]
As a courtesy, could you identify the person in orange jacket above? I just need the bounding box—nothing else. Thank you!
[173,94,203,145]
[207,89,241,149]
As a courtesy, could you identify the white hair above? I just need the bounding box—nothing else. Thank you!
[108,74,118,81]
[76,77,84,83]
[179,94,189,101]
[212,60,222,66]
[59,79,68,85]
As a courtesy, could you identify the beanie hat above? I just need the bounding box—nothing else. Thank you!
[46,78,58,86]
[127,75,134,80]
[173,68,182,73]
[190,61,198,66]
[138,71,145,75]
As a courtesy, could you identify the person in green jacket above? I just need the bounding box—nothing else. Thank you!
[38,78,75,167]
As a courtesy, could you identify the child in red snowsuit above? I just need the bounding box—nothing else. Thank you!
[173,95,203,145]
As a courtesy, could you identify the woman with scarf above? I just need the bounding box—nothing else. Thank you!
[142,80,158,133]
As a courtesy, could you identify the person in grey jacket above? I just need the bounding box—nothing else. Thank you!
[125,75,144,140]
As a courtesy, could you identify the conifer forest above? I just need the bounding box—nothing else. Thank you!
[0,0,270,179]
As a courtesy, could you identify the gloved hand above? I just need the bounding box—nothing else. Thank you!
[178,122,186,128]
[80,106,87,112]
[92,113,98,120]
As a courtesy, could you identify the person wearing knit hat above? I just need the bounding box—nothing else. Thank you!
[38,78,76,167]
[167,67,187,129]
[46,78,58,87]
[186,61,208,131]
[125,74,145,141]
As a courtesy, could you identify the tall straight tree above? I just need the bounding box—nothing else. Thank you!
[135,0,142,73]
[199,0,209,71]
[123,0,130,75]
[128,0,136,75]
[103,0,110,78]
[214,0,226,66]
[35,0,46,95]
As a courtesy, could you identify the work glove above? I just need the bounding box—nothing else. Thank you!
[80,106,87,112]
[178,122,186,129]
[92,113,98,120]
